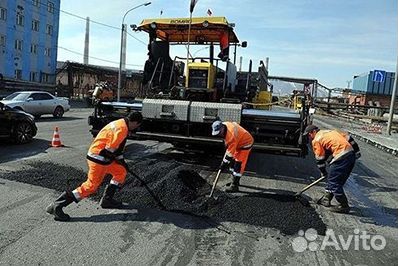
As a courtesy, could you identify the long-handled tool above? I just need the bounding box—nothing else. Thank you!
[294,175,326,198]
[127,169,166,210]
[209,169,222,198]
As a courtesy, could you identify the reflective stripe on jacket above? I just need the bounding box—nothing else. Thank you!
[312,130,353,165]
[87,118,129,165]
[224,122,254,157]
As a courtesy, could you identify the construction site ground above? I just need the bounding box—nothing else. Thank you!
[0,108,397,265]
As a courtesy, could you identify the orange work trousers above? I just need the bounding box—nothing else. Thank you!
[234,148,251,174]
[76,160,127,199]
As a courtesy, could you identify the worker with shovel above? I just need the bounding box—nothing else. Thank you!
[212,120,254,193]
[46,112,143,221]
[303,125,359,213]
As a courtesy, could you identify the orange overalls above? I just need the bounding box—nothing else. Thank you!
[223,122,254,177]
[312,130,355,196]
[72,118,129,200]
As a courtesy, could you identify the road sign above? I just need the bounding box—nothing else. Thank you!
[373,70,386,83]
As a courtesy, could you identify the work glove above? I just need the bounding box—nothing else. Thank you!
[220,155,233,171]
[220,161,229,171]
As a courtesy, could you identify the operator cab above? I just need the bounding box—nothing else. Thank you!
[135,17,244,101]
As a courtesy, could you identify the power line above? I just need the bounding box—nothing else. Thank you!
[58,46,143,67]
[126,32,147,46]
[8,1,148,67]
[21,0,120,30]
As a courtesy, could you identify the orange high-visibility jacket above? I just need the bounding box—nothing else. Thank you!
[87,118,129,165]
[312,130,353,166]
[224,122,254,157]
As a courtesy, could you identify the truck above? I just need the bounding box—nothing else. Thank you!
[88,16,314,157]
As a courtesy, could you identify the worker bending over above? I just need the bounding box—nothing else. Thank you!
[46,112,143,221]
[212,120,254,193]
[303,125,360,213]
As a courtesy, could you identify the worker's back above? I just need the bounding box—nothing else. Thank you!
[88,118,128,163]
[224,122,253,148]
[312,130,353,162]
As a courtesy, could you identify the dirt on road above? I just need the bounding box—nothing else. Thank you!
[0,154,326,235]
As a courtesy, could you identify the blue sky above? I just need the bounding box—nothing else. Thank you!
[58,0,397,88]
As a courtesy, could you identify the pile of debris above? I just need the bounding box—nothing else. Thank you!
[0,156,326,235]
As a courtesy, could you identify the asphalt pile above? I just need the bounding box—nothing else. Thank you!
[0,157,326,235]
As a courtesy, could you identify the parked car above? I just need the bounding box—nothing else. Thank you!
[0,102,37,144]
[0,91,70,118]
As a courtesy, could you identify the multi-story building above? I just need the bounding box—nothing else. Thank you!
[0,0,60,91]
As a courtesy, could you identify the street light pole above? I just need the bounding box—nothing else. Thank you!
[117,2,151,102]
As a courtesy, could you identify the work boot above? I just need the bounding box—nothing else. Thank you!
[225,175,240,193]
[316,192,334,207]
[100,184,125,209]
[330,194,350,214]
[46,191,75,221]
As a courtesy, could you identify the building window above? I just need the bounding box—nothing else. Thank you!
[31,43,38,54]
[15,69,22,79]
[0,35,5,47]
[16,13,24,26]
[46,24,53,35]
[1,7,7,21]
[44,47,51,56]
[30,72,38,82]
[47,1,54,13]
[41,73,51,83]
[32,0,40,6]
[32,19,39,31]
[15,39,23,51]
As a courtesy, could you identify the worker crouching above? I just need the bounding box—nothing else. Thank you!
[212,120,254,193]
[304,125,360,214]
[46,112,143,221]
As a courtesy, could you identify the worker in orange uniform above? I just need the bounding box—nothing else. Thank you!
[212,120,254,193]
[46,112,143,221]
[303,125,360,213]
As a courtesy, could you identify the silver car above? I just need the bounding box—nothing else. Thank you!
[0,91,70,118]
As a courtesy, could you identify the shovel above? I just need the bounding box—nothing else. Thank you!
[294,175,326,199]
[208,169,222,199]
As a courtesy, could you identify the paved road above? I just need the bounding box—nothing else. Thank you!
[0,109,397,265]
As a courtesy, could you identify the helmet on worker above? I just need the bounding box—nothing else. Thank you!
[212,120,226,137]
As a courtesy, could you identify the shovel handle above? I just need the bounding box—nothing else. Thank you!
[209,169,222,198]
[296,175,327,196]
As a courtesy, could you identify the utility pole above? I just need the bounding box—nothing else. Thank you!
[117,23,127,102]
[83,17,90,65]
[387,69,398,135]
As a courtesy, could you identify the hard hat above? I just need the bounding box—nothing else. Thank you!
[212,120,224,136]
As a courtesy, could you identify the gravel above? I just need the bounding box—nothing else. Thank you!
[0,156,326,235]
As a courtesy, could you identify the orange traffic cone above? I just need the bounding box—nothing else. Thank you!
[51,127,64,147]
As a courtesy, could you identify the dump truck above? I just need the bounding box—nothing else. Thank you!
[88,16,313,156]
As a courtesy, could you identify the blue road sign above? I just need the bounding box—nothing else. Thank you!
[373,70,386,82]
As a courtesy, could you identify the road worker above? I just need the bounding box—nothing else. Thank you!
[212,120,254,193]
[46,111,143,221]
[303,124,360,213]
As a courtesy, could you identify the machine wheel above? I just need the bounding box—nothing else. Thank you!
[53,106,64,118]
[13,122,34,144]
